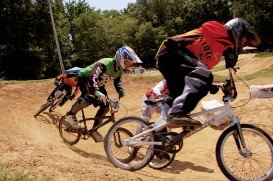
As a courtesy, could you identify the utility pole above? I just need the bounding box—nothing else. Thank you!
[48,0,65,73]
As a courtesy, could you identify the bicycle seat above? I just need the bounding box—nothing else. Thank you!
[144,97,164,106]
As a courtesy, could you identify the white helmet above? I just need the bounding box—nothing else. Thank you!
[115,46,142,71]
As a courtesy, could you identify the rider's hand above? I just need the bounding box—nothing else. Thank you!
[118,89,125,98]
[95,91,107,105]
[209,84,220,94]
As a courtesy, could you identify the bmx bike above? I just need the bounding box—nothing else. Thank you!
[59,97,128,145]
[34,87,67,117]
[104,68,273,181]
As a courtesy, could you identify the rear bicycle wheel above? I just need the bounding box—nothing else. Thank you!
[34,101,52,117]
[216,124,273,181]
[104,116,155,171]
[59,116,81,145]
[148,149,175,170]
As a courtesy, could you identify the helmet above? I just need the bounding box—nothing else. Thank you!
[224,18,261,53]
[115,46,142,71]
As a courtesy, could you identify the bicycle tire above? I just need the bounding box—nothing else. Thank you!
[104,116,155,171]
[114,127,137,163]
[34,101,52,117]
[49,91,67,113]
[148,147,176,170]
[216,124,273,181]
[59,116,81,145]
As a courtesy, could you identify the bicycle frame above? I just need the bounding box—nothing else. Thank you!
[124,68,247,150]
[78,98,119,135]
[79,109,116,134]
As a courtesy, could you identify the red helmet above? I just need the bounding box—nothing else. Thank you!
[224,18,261,53]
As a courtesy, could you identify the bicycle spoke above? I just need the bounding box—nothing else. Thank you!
[217,125,273,181]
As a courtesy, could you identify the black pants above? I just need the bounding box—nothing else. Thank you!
[157,49,212,114]
[69,77,109,130]
[47,83,72,101]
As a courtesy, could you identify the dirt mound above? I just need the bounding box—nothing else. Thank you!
[0,55,273,180]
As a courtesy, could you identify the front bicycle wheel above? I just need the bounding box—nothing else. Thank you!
[59,116,81,145]
[49,90,67,113]
[216,124,273,181]
[104,116,155,171]
[34,101,52,117]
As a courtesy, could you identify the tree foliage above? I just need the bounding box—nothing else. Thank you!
[0,0,272,80]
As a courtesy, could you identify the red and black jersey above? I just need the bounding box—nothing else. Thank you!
[165,21,235,69]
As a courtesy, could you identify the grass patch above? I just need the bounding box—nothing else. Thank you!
[124,71,164,83]
[254,52,273,58]
[0,163,51,181]
[212,65,225,72]
[243,70,273,80]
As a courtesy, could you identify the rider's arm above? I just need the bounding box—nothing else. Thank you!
[113,76,123,92]
[87,62,106,95]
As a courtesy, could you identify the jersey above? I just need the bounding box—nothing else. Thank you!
[158,21,235,70]
[78,58,123,94]
[56,73,78,87]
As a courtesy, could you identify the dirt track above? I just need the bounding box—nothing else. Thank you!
[0,55,273,180]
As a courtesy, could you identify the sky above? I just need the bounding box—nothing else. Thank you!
[85,0,136,11]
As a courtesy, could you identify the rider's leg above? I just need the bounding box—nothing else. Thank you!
[47,83,65,101]
[59,84,72,106]
[153,102,170,132]
[167,68,213,128]
[136,95,156,134]
[90,86,109,142]
[66,77,91,128]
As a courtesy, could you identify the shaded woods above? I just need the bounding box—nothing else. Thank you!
[0,0,272,80]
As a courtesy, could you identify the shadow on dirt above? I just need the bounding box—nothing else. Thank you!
[67,144,109,161]
[35,112,63,128]
[161,160,214,174]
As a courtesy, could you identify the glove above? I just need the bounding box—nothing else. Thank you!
[118,89,125,98]
[224,48,238,68]
[95,91,107,105]
[209,84,219,94]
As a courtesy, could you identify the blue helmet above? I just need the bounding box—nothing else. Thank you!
[115,46,142,71]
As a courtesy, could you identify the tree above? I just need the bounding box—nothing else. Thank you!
[231,0,273,50]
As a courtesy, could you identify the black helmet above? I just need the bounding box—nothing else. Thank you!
[224,18,261,54]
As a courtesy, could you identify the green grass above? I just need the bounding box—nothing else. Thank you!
[243,70,273,80]
[124,71,164,83]
[0,163,51,181]
[254,52,273,57]
[211,65,225,72]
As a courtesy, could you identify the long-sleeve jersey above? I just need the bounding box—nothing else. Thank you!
[157,21,235,70]
[78,58,123,94]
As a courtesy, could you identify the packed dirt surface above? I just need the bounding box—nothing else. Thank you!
[0,54,273,181]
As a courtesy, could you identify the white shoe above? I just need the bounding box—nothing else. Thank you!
[66,115,80,129]
[91,131,104,142]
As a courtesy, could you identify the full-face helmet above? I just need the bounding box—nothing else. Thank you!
[224,18,261,53]
[115,46,142,71]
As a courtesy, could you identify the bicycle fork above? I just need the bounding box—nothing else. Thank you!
[232,116,252,157]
